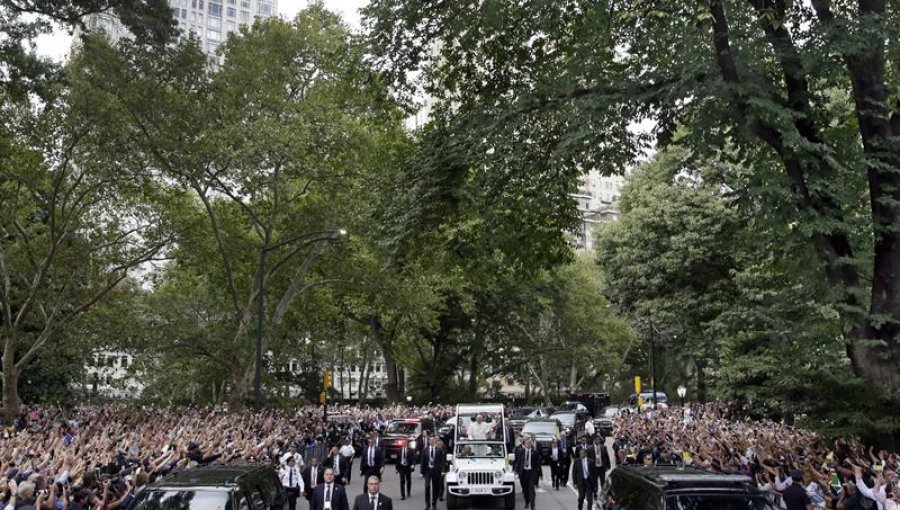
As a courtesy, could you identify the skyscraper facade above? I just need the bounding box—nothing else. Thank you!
[81,0,279,56]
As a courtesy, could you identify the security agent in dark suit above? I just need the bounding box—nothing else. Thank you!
[573,448,594,510]
[395,442,418,500]
[548,437,567,490]
[359,437,384,492]
[591,436,611,496]
[420,437,445,510]
[514,437,539,510]
[352,476,393,510]
[558,433,573,486]
[310,468,349,510]
[303,457,325,502]
[328,448,352,486]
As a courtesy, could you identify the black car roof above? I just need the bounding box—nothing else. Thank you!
[150,465,272,489]
[613,465,755,490]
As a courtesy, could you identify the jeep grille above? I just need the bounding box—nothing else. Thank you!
[466,471,495,485]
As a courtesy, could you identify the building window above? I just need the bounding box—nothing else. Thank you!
[241,0,250,8]
[227,7,236,17]
[226,20,236,31]
[207,30,220,41]
[257,2,272,15]
[209,2,222,16]
[227,0,236,4]
[239,10,250,22]
[208,16,221,29]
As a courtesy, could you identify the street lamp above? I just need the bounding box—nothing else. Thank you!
[254,228,347,410]
[406,395,412,404]
[677,385,686,406]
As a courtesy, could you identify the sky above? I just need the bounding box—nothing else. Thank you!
[35,0,370,62]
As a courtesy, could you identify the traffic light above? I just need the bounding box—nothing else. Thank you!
[323,370,332,389]
[319,392,326,404]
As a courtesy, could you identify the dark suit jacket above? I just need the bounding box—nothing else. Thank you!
[351,493,393,510]
[573,457,593,487]
[513,446,539,476]
[327,455,352,482]
[420,446,445,475]
[590,444,611,471]
[360,447,384,474]
[395,446,418,471]
[303,466,326,498]
[310,483,349,510]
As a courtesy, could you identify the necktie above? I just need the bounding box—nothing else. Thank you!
[368,447,374,466]
[289,469,294,488]
[526,448,531,470]
[325,485,331,502]
[429,447,434,468]
[370,496,376,510]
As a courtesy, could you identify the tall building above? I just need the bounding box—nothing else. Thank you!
[80,0,279,57]
[573,170,626,252]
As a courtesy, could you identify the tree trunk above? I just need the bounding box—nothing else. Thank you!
[357,349,369,403]
[695,358,707,403]
[467,349,479,398]
[527,362,552,406]
[2,364,19,423]
[370,319,400,404]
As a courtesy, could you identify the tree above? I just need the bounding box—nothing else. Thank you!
[596,148,744,400]
[0,76,179,418]
[363,0,900,399]
[70,7,409,408]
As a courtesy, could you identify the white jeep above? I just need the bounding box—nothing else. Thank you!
[444,404,516,509]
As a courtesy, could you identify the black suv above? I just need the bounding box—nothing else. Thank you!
[520,419,561,462]
[600,465,777,510]
[381,419,422,463]
[131,464,287,510]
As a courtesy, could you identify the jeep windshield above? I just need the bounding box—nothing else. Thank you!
[455,443,506,459]
[131,490,232,510]
[665,494,777,510]
[385,421,418,435]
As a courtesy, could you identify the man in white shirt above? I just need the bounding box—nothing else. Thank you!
[584,418,596,440]
[280,457,305,510]
[467,414,497,440]
[282,445,305,469]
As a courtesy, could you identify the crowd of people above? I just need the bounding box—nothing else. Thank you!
[0,402,896,510]
[612,403,899,509]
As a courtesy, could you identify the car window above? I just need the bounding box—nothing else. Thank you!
[245,485,266,510]
[385,422,419,435]
[664,494,777,510]
[521,422,558,435]
[131,490,232,510]
[235,492,251,510]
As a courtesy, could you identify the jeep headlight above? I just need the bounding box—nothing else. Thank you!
[410,440,417,449]
[494,471,503,481]
[458,471,467,484]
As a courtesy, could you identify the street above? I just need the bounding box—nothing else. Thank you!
[346,464,582,510]
[329,438,616,510]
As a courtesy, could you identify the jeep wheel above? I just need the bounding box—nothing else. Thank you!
[446,493,458,510]
[504,487,516,509]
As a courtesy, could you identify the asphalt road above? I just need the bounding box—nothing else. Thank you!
[347,464,582,510]
[330,438,618,510]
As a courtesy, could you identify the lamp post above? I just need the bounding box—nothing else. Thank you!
[254,228,347,410]
[677,385,686,406]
